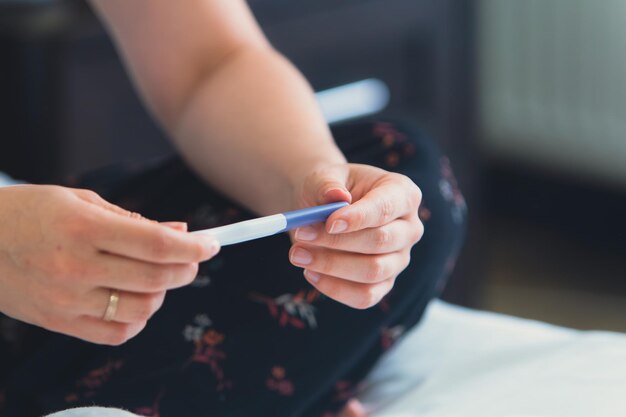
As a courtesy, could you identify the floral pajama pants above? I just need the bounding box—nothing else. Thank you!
[0,119,466,417]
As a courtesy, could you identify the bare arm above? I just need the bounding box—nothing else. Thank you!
[89,0,346,215]
[89,0,425,314]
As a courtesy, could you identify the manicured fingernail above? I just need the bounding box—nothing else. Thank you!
[290,248,312,266]
[208,241,221,257]
[295,226,318,241]
[198,236,221,257]
[305,270,320,283]
[329,219,348,234]
[323,188,348,198]
[165,222,188,232]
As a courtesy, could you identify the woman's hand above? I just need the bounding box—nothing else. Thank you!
[289,163,423,309]
[0,185,220,345]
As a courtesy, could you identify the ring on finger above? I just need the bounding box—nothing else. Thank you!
[102,289,121,322]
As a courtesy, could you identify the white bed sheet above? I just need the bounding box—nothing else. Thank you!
[0,172,21,187]
[362,300,626,417]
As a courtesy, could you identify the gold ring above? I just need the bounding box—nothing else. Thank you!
[103,289,120,322]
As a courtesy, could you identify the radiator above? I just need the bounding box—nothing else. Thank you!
[478,0,626,187]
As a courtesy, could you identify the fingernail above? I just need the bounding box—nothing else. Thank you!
[295,226,318,241]
[290,248,312,266]
[198,235,221,257]
[329,219,348,234]
[163,222,188,232]
[304,270,320,283]
[208,241,221,257]
[323,187,348,198]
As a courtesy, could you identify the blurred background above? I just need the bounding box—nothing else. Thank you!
[1,0,624,330]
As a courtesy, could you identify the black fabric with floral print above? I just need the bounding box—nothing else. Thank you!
[0,119,466,417]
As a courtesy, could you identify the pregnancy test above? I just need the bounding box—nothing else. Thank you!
[192,201,349,246]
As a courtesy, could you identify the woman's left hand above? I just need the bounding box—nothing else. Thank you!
[289,163,424,309]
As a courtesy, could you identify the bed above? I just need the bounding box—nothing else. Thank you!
[4,178,623,416]
[361,300,626,417]
[45,300,626,417]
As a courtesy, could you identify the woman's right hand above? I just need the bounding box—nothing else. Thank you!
[0,185,220,345]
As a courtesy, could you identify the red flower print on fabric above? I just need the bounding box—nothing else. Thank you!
[64,393,79,404]
[373,122,408,146]
[65,358,124,403]
[75,359,124,390]
[182,314,232,392]
[372,122,415,168]
[266,366,294,396]
[250,290,320,329]
[334,380,356,402]
[385,152,401,168]
[378,296,391,313]
[419,206,432,222]
[134,407,160,417]
[134,388,165,417]
[381,325,406,351]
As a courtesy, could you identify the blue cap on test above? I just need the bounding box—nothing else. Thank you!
[282,201,349,231]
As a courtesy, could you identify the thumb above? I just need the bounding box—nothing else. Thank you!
[306,172,352,206]
[320,185,352,205]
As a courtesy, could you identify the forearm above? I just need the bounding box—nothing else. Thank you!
[170,46,346,215]
[90,0,345,215]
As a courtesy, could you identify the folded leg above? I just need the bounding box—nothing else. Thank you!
[3,119,465,417]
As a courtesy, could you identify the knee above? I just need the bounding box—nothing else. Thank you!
[332,118,442,173]
[347,120,467,291]
[333,118,467,231]
[45,407,141,417]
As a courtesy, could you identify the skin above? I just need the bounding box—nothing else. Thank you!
[340,399,369,417]
[89,0,424,312]
[0,185,220,345]
[1,1,423,413]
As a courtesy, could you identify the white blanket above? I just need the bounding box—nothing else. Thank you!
[362,300,626,417]
[44,300,626,417]
[0,172,21,187]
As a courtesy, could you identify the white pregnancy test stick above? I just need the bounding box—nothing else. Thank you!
[191,202,349,246]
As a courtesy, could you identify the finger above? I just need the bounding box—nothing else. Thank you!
[289,245,410,284]
[326,175,421,233]
[298,164,351,207]
[161,222,188,232]
[91,209,220,264]
[303,270,394,310]
[48,314,146,346]
[81,288,166,325]
[90,252,199,292]
[340,399,369,417]
[74,189,151,221]
[294,219,423,255]
[321,187,352,205]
